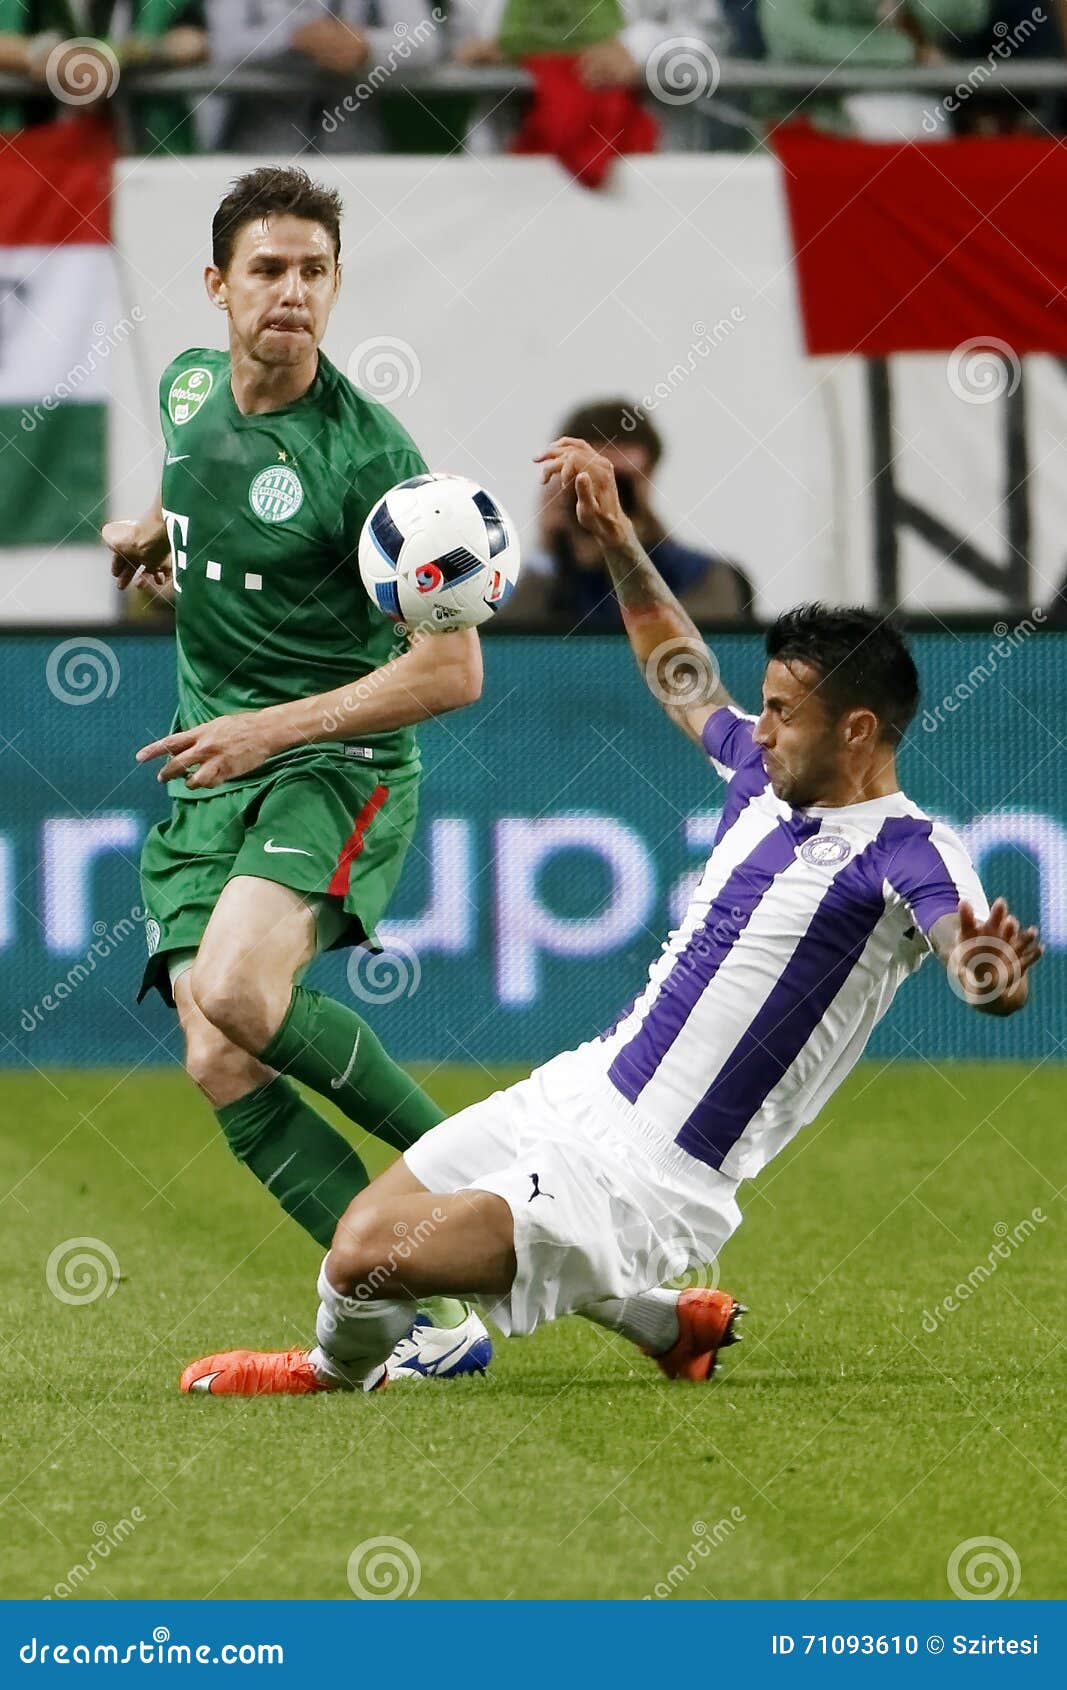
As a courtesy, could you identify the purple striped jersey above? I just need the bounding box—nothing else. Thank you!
[590,707,988,1181]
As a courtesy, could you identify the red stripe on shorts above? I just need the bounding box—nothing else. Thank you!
[328,784,389,897]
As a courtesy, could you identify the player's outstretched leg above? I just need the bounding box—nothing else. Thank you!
[180,1161,514,1397]
[581,1288,746,1382]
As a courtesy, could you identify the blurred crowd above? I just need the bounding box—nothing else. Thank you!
[3,0,1066,160]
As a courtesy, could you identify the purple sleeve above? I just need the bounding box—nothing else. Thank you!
[702,707,760,775]
[883,821,988,935]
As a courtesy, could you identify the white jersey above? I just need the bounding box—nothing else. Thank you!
[557,707,988,1183]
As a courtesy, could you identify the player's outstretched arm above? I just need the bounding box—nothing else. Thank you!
[534,437,734,745]
[930,897,1042,1017]
[136,627,482,788]
[102,497,172,590]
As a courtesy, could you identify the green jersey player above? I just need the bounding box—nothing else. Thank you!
[103,166,490,1380]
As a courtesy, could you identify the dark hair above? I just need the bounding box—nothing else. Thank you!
[212,166,343,272]
[560,398,663,469]
[765,604,920,746]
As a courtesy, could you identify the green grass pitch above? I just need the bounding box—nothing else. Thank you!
[0,1061,1062,1601]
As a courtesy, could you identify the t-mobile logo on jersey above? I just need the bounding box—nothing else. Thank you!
[159,511,264,595]
[162,508,189,595]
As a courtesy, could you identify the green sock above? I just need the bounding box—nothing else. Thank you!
[259,987,467,1330]
[216,1075,368,1251]
[260,985,445,1154]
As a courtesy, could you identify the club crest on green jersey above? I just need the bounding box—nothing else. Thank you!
[249,464,304,524]
[168,367,213,426]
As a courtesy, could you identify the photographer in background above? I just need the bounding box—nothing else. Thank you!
[499,399,754,630]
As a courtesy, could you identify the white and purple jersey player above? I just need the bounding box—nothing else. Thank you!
[584,706,988,1183]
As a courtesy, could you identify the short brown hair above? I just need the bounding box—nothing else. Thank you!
[560,398,664,469]
[212,166,344,272]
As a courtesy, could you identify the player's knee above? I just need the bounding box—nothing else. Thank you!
[190,957,280,1054]
[327,1207,396,1296]
[184,1024,265,1108]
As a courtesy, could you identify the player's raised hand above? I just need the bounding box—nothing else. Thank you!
[947,896,1042,1015]
[103,517,172,591]
[136,712,284,789]
[534,438,631,549]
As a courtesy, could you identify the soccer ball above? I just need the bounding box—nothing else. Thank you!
[358,473,521,633]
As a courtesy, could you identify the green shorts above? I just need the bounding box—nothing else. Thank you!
[138,758,418,1006]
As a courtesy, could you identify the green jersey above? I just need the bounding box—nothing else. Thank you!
[157,346,426,798]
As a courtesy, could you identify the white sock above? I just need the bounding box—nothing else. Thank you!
[580,1289,681,1354]
[310,1258,417,1390]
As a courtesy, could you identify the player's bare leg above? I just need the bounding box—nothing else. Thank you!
[175,973,273,1108]
[193,877,460,1162]
[190,875,317,1053]
[181,1168,513,1395]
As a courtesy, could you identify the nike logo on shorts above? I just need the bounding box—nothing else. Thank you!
[166,453,190,464]
[263,839,312,856]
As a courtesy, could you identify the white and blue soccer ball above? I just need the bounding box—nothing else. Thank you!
[358,472,521,633]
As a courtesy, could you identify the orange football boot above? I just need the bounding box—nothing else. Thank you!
[651,1288,746,1382]
[179,1347,387,1396]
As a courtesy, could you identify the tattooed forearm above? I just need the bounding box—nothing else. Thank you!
[602,529,732,717]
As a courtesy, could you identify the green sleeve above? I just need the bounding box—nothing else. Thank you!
[158,361,176,440]
[758,0,918,68]
[339,446,429,561]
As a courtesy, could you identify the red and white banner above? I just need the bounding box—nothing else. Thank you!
[0,120,118,623]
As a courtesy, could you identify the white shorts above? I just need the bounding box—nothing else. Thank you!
[403,1051,743,1337]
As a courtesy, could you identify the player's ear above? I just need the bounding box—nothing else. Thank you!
[843,707,878,748]
[205,265,228,311]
